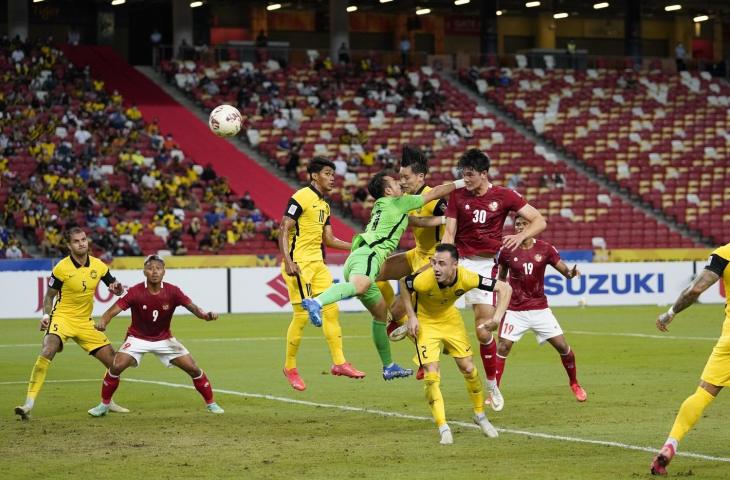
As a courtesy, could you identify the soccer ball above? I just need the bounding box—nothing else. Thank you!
[208,104,242,137]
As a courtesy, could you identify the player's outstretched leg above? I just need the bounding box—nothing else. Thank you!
[456,357,498,438]
[93,345,130,413]
[548,337,587,402]
[303,278,360,328]
[173,355,223,414]
[651,384,718,475]
[323,304,366,379]
[15,355,52,420]
[479,335,503,412]
[423,369,451,443]
[89,352,136,417]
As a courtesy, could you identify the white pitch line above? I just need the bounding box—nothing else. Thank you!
[0,335,370,348]
[0,379,99,385]
[568,330,718,342]
[122,378,730,464]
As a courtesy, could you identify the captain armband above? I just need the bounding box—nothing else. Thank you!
[477,275,496,292]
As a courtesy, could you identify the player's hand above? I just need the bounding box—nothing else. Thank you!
[39,314,50,331]
[656,311,674,332]
[206,312,218,321]
[109,281,124,296]
[284,260,300,276]
[569,265,580,279]
[406,316,419,339]
[502,233,525,251]
[95,320,107,332]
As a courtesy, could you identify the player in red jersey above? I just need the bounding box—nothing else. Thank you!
[496,215,586,402]
[440,149,546,411]
[87,255,224,416]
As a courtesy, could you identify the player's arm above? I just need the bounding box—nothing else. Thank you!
[553,260,580,280]
[323,223,351,251]
[407,216,443,228]
[440,217,458,244]
[399,265,430,338]
[656,254,726,331]
[278,214,300,276]
[503,204,547,250]
[421,179,465,205]
[184,302,218,321]
[40,285,60,331]
[474,274,512,330]
[497,264,508,282]
[100,269,124,296]
[95,303,124,331]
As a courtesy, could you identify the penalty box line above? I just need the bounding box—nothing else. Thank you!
[2,377,729,464]
[122,378,730,464]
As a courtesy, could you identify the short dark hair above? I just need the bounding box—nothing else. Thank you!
[458,148,490,173]
[368,170,395,200]
[435,243,459,261]
[400,145,427,175]
[63,226,85,243]
[144,254,166,266]
[307,157,336,175]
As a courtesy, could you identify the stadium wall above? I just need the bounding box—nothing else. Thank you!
[1,262,725,319]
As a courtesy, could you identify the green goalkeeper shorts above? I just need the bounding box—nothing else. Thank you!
[343,245,384,308]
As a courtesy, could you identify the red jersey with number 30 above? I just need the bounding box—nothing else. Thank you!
[498,239,560,311]
[116,282,192,341]
[445,185,527,256]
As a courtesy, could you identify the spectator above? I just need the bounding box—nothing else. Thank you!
[204,209,220,227]
[273,113,288,129]
[400,36,411,67]
[553,172,567,189]
[338,42,350,65]
[167,230,188,255]
[333,156,348,177]
[240,192,255,210]
[508,173,523,190]
[277,135,291,150]
[187,216,202,240]
[675,43,686,72]
[5,240,23,259]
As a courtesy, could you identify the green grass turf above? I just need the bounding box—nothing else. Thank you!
[2,305,729,479]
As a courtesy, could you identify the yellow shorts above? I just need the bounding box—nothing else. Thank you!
[405,249,432,272]
[281,260,333,305]
[700,336,730,387]
[413,314,473,366]
[47,315,111,354]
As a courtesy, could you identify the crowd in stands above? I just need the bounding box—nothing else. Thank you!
[0,36,277,259]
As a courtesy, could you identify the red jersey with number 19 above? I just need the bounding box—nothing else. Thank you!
[116,282,192,341]
[445,185,526,256]
[498,239,560,311]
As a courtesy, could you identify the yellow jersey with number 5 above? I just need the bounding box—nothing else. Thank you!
[710,243,730,326]
[49,255,115,320]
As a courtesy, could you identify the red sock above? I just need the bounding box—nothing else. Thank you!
[495,354,506,386]
[101,371,120,405]
[479,338,497,381]
[192,371,214,404]
[560,348,578,385]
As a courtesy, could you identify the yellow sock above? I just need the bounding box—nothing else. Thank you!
[322,304,346,365]
[376,280,395,308]
[26,356,51,403]
[424,371,446,427]
[668,386,716,442]
[463,367,485,415]
[284,306,309,370]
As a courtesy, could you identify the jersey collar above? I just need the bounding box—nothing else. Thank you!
[70,255,90,268]
[437,270,459,289]
[144,280,165,289]
[308,184,324,199]
[415,184,427,195]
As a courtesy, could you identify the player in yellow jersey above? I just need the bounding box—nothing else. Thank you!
[400,244,512,444]
[650,243,730,475]
[14,227,128,420]
[375,146,446,336]
[279,157,365,391]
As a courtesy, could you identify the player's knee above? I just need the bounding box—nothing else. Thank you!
[475,326,493,343]
[458,363,475,376]
[497,342,512,357]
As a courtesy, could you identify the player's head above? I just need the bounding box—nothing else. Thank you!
[514,215,530,234]
[143,254,166,285]
[458,149,490,191]
[63,227,88,256]
[368,170,402,199]
[399,145,427,194]
[307,157,336,193]
[431,244,459,283]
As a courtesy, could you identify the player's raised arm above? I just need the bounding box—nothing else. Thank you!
[399,275,419,338]
[474,274,512,330]
[553,260,580,280]
[408,215,443,228]
[278,215,300,276]
[420,179,466,205]
[440,217,457,244]
[503,204,547,250]
[656,270,721,332]
[95,303,124,331]
[323,223,351,251]
[100,268,124,296]
[185,302,218,321]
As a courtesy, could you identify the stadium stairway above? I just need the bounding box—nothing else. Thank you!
[448,72,710,248]
[59,45,355,242]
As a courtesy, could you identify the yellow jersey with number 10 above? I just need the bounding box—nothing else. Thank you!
[284,185,331,263]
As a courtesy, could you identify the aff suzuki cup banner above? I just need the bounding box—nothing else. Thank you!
[0,262,725,318]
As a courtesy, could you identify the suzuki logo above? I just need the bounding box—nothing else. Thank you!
[266,275,290,307]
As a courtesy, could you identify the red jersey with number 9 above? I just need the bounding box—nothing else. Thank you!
[445,185,527,256]
[498,239,560,311]
[116,282,192,341]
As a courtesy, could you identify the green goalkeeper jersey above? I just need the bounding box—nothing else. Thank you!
[353,194,425,263]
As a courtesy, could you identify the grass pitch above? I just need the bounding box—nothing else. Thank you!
[2,305,730,479]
